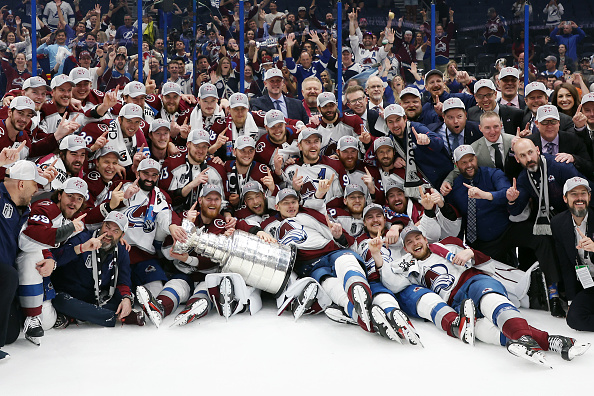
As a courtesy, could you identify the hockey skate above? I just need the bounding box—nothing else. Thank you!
[23,315,44,346]
[53,313,74,330]
[0,350,9,361]
[370,305,402,343]
[291,280,319,321]
[136,286,165,328]
[324,304,357,325]
[347,282,372,332]
[451,299,476,345]
[548,335,591,361]
[506,335,550,368]
[219,276,238,321]
[171,298,209,327]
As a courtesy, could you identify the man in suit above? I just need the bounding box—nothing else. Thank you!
[521,81,576,135]
[427,97,483,160]
[571,92,594,160]
[365,76,393,111]
[497,67,526,110]
[527,105,593,179]
[552,177,594,331]
[344,85,384,137]
[468,79,525,136]
[250,68,309,124]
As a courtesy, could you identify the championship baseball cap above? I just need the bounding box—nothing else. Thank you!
[337,136,359,151]
[198,83,219,99]
[97,145,120,158]
[545,55,557,63]
[9,96,36,112]
[187,129,211,145]
[50,74,75,90]
[297,128,322,143]
[373,136,394,151]
[242,181,264,196]
[362,203,384,219]
[78,50,92,59]
[104,211,129,232]
[400,224,423,244]
[536,105,560,122]
[298,6,306,11]
[563,176,592,195]
[344,183,365,198]
[69,67,92,84]
[499,67,520,80]
[123,81,147,98]
[275,188,299,205]
[161,82,182,96]
[200,183,223,197]
[62,177,89,199]
[137,158,161,172]
[22,76,49,90]
[235,135,256,149]
[6,160,48,184]
[442,97,465,113]
[261,54,273,63]
[317,92,337,108]
[384,179,404,194]
[265,109,285,127]
[453,145,476,162]
[264,68,283,81]
[383,104,406,119]
[229,92,249,108]
[581,92,594,105]
[474,79,496,93]
[119,103,144,120]
[424,69,443,81]
[524,82,547,97]
[149,118,171,133]
[59,135,90,152]
[399,87,422,99]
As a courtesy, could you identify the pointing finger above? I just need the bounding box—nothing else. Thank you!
[113,182,123,191]
[133,177,139,186]
[576,226,587,238]
[51,158,59,167]
[463,183,472,189]
[328,173,335,183]
[71,113,80,121]
[190,201,197,211]
[512,177,516,189]
[418,186,424,195]
[16,142,26,152]
[577,103,582,114]
[100,131,108,139]
[97,232,107,240]
[411,127,419,138]
[364,167,371,176]
[75,213,87,221]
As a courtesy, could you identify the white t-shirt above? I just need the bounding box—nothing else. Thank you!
[265,11,285,35]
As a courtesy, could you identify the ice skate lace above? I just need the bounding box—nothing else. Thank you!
[548,336,570,353]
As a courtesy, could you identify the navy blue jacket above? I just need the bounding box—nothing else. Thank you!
[421,91,477,125]
[50,230,132,304]
[0,183,30,269]
[426,120,483,159]
[249,94,309,124]
[449,166,511,242]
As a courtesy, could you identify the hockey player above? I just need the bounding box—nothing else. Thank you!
[38,134,92,193]
[17,177,89,344]
[49,211,144,327]
[335,135,382,204]
[68,67,116,127]
[254,109,300,172]
[145,81,193,124]
[382,225,591,366]
[36,75,77,142]
[188,83,226,132]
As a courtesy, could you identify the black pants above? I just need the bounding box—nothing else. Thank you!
[470,221,560,285]
[567,288,594,332]
[53,291,123,328]
[0,265,20,347]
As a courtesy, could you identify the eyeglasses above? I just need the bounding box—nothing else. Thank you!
[367,85,383,90]
[475,92,495,100]
[539,119,559,126]
[348,97,366,105]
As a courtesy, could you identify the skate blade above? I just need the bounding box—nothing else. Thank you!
[170,300,209,327]
[568,342,591,360]
[137,287,162,329]
[371,306,402,343]
[461,300,476,346]
[25,335,41,346]
[508,344,552,368]
[293,283,318,322]
[351,285,371,332]
[324,307,358,326]
[392,310,424,348]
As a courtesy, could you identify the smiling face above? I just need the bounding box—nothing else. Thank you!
[8,108,35,131]
[386,115,407,138]
[386,188,407,214]
[244,191,266,215]
[162,92,181,114]
[376,145,395,168]
[403,232,430,260]
[363,209,385,237]
[187,141,209,164]
[514,139,540,172]
[139,169,160,191]
[499,76,519,99]
[150,127,170,151]
[479,114,503,143]
[475,87,496,111]
[525,90,548,113]
[425,75,445,98]
[337,147,359,171]
[234,146,255,167]
[62,149,87,175]
[319,102,338,122]
[266,122,287,145]
[302,79,322,107]
[58,192,85,219]
[456,154,478,179]
[298,135,321,163]
[276,196,299,219]
[345,90,367,117]
[73,81,91,100]
[265,76,283,96]
[556,87,575,112]
[119,116,142,138]
[344,191,365,215]
[25,87,47,111]
[199,192,222,220]
[96,152,119,182]
[565,186,590,218]
[401,95,422,119]
[366,77,385,102]
[199,96,217,117]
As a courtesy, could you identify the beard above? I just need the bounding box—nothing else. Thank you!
[569,203,588,218]
[139,178,156,191]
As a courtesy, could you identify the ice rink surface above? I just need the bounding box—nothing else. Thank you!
[2,297,593,396]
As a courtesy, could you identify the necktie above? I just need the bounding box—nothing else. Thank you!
[452,133,461,150]
[544,142,555,155]
[273,100,282,111]
[492,143,504,169]
[467,180,477,244]
[507,102,515,107]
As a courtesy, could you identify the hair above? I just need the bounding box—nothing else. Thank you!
[302,76,322,88]
[480,110,502,124]
[55,29,66,37]
[50,189,88,214]
[216,56,233,77]
[345,85,365,97]
[551,82,580,117]
[86,32,97,40]
[97,31,108,43]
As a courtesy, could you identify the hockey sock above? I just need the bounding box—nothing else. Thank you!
[143,280,164,298]
[157,279,191,317]
[371,292,399,314]
[416,293,457,336]
[321,277,350,309]
[548,283,559,299]
[334,253,370,299]
[475,318,507,346]
[480,293,530,341]
[528,325,550,351]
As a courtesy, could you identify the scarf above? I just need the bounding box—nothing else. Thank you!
[527,155,552,235]
[189,105,224,131]
[91,230,119,307]
[106,120,137,167]
[226,112,260,141]
[391,121,430,199]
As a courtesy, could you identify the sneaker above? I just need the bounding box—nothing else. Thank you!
[122,309,145,326]
[549,297,566,318]
[451,299,476,345]
[370,305,402,343]
[53,313,74,330]
[219,276,238,320]
[171,298,209,327]
[324,304,357,325]
[0,350,9,361]
[136,286,165,328]
[506,335,550,367]
[291,280,318,321]
[347,282,372,332]
[548,335,591,361]
[23,315,44,346]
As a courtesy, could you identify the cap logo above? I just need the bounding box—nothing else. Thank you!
[73,180,85,189]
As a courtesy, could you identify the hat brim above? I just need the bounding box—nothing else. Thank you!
[34,173,49,185]
[265,118,285,128]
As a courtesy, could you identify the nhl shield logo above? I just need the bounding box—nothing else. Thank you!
[2,203,13,219]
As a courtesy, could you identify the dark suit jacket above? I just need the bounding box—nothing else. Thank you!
[498,95,526,110]
[344,107,384,137]
[528,130,594,178]
[551,208,594,300]
[250,94,309,124]
[522,109,575,134]
[426,120,483,150]
[468,104,525,136]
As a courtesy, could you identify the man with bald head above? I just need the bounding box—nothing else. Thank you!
[366,76,393,111]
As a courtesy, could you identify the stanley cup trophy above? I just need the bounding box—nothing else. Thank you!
[172,220,297,294]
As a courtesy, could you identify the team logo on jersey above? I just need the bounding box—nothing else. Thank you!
[256,142,265,153]
[2,203,13,219]
[394,257,415,273]
[300,177,318,200]
[259,164,269,174]
[278,220,307,245]
[422,264,455,294]
[145,265,156,273]
[87,171,101,181]
[214,219,226,228]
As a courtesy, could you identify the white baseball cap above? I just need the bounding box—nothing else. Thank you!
[161,82,182,96]
[200,183,223,197]
[524,82,547,97]
[563,176,592,195]
[383,104,406,119]
[229,93,249,108]
[499,67,520,80]
[265,109,285,127]
[453,144,476,162]
[400,224,423,244]
[337,136,359,151]
[137,158,161,172]
[536,105,560,122]
[362,203,384,219]
[187,129,211,145]
[6,160,48,184]
[123,81,147,98]
[22,76,49,90]
[474,79,496,94]
[69,67,92,85]
[384,179,404,193]
[242,181,264,196]
[104,211,129,232]
[149,119,171,133]
[119,103,144,120]
[97,145,120,158]
[399,87,421,99]
[9,96,36,112]
[62,177,89,199]
[317,92,337,108]
[234,135,256,149]
[581,92,594,105]
[50,74,74,90]
[59,135,89,152]
[198,83,219,99]
[442,97,466,113]
[344,183,365,198]
[264,68,283,81]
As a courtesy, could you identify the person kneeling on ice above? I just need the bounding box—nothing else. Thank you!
[382,225,590,366]
[49,212,144,328]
